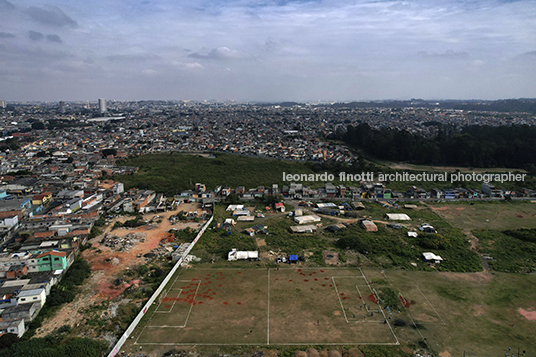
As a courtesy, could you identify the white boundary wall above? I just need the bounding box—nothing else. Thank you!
[108,216,213,357]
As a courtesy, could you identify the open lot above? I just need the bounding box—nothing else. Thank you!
[124,267,536,356]
[430,201,536,231]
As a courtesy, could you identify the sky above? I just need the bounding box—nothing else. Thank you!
[0,0,535,102]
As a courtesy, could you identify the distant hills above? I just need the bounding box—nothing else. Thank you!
[256,99,536,114]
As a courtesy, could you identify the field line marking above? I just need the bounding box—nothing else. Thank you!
[414,284,446,325]
[181,279,202,328]
[155,289,183,314]
[134,269,188,345]
[380,270,392,285]
[359,268,400,345]
[354,285,365,301]
[372,288,400,346]
[399,291,431,350]
[135,340,401,346]
[167,289,182,313]
[332,276,349,323]
[379,270,431,348]
[267,268,270,345]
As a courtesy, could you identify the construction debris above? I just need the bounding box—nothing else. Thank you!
[100,233,147,252]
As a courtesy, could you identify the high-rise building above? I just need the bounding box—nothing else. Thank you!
[98,98,107,114]
[0,101,6,109]
[59,101,65,113]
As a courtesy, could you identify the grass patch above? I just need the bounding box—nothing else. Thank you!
[113,152,319,195]
[474,229,536,273]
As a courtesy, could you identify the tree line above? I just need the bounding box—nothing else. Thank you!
[331,123,536,172]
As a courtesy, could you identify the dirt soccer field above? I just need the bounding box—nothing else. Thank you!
[134,267,400,346]
[123,267,536,356]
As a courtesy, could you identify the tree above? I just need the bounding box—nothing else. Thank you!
[31,122,45,130]
[102,148,117,157]
[0,333,19,350]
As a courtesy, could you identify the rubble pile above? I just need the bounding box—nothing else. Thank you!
[101,233,147,251]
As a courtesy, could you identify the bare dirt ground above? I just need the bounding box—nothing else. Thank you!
[323,250,339,265]
[518,308,536,321]
[34,203,204,338]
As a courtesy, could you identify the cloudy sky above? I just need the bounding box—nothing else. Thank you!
[1,0,535,102]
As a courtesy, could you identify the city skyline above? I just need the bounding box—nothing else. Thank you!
[0,0,535,102]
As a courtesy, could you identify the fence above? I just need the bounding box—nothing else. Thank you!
[107,216,213,357]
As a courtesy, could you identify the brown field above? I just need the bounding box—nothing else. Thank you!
[429,201,536,231]
[120,267,536,357]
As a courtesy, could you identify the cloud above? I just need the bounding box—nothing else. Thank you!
[519,50,536,57]
[28,31,44,41]
[181,62,203,69]
[2,0,536,101]
[0,32,15,39]
[25,6,78,28]
[46,34,62,43]
[188,47,242,60]
[106,53,162,62]
[418,50,470,60]
[0,0,15,11]
[513,50,536,62]
[142,69,157,76]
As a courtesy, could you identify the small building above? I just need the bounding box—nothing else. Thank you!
[423,252,443,264]
[419,223,436,233]
[360,220,378,232]
[226,204,244,211]
[223,218,236,227]
[385,213,411,221]
[35,250,68,272]
[6,264,27,279]
[17,288,46,309]
[325,224,347,233]
[228,249,259,261]
[289,225,317,234]
[1,302,39,323]
[294,215,321,225]
[0,318,25,338]
[251,224,268,234]
[233,210,251,216]
[289,255,298,263]
[407,232,418,238]
[274,202,285,212]
[403,204,418,209]
[236,216,255,222]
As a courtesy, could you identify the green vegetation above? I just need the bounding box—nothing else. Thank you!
[25,259,91,337]
[0,336,107,357]
[359,345,413,357]
[113,152,320,195]
[475,228,536,273]
[194,227,257,259]
[113,216,145,229]
[171,227,197,242]
[331,123,536,171]
[334,204,481,272]
[87,226,101,239]
[377,287,402,310]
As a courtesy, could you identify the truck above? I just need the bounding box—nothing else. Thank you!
[227,249,260,261]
